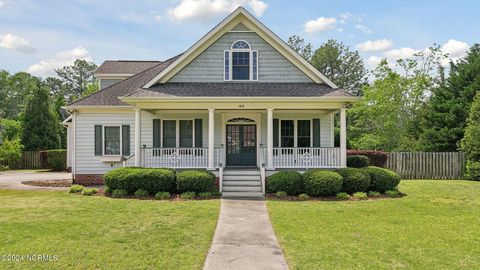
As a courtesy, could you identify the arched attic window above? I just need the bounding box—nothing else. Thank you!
[224,40,258,81]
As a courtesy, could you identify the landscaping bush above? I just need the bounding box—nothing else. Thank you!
[298,194,310,201]
[347,150,388,167]
[104,167,176,194]
[335,168,371,194]
[0,165,8,171]
[368,191,381,197]
[465,161,480,181]
[82,188,97,196]
[336,192,349,200]
[69,184,84,193]
[363,166,401,192]
[176,170,216,193]
[266,171,304,195]
[155,191,170,200]
[180,192,196,200]
[134,189,149,197]
[276,191,287,198]
[353,192,368,200]
[303,170,343,196]
[385,190,401,197]
[111,189,127,198]
[47,149,67,171]
[347,155,369,168]
[198,192,213,199]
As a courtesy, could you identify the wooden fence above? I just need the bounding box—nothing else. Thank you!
[0,151,42,170]
[385,152,465,179]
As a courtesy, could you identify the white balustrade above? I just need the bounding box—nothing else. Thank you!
[140,147,224,169]
[271,147,342,168]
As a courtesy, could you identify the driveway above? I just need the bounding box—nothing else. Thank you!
[0,170,72,190]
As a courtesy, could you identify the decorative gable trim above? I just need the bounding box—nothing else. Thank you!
[143,7,338,88]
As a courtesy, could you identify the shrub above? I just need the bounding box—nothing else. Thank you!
[180,192,196,200]
[46,149,67,171]
[198,192,213,199]
[0,138,23,165]
[347,150,388,167]
[275,191,287,198]
[363,166,401,192]
[266,171,304,195]
[335,168,371,194]
[368,191,381,197]
[155,191,170,200]
[385,190,401,197]
[104,167,176,194]
[298,194,310,201]
[112,189,128,198]
[303,170,343,196]
[347,155,369,168]
[104,186,112,195]
[82,188,97,196]
[0,165,8,171]
[210,191,222,197]
[69,184,84,193]
[134,189,149,197]
[336,192,350,200]
[465,161,480,181]
[353,192,368,200]
[176,170,216,193]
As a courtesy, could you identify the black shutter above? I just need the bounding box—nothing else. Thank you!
[94,125,102,156]
[153,119,161,148]
[194,119,203,147]
[313,118,320,147]
[122,125,130,156]
[273,119,279,147]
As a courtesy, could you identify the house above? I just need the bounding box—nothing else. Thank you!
[64,7,360,198]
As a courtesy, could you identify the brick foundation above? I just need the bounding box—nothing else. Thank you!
[74,174,104,185]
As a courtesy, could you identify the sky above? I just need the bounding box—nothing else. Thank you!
[0,0,478,78]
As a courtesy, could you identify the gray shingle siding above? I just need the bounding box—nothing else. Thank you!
[169,32,313,83]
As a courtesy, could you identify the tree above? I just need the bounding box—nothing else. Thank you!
[287,35,313,61]
[80,81,99,99]
[55,59,97,101]
[0,71,40,119]
[22,82,61,151]
[311,39,367,95]
[419,44,480,151]
[0,138,23,166]
[460,92,480,180]
[0,119,23,142]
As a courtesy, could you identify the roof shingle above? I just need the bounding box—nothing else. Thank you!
[95,60,162,75]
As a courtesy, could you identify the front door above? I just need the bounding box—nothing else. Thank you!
[226,125,256,167]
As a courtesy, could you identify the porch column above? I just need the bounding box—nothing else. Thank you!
[267,108,274,170]
[340,107,347,167]
[208,108,215,170]
[134,108,142,166]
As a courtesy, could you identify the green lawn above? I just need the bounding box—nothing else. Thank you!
[0,190,220,269]
[267,180,480,269]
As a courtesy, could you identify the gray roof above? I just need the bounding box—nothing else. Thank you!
[95,60,162,75]
[126,83,348,98]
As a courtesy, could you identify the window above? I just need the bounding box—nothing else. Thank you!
[179,120,193,147]
[224,40,258,81]
[104,126,121,155]
[161,119,196,148]
[280,120,294,147]
[297,120,311,147]
[163,120,176,148]
[278,120,313,148]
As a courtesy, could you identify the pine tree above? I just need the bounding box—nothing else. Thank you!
[420,44,480,151]
[460,92,480,180]
[22,82,61,150]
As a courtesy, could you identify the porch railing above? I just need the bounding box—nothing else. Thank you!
[141,147,223,169]
[261,147,342,168]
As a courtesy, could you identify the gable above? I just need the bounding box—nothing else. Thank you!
[230,22,250,31]
[169,31,313,83]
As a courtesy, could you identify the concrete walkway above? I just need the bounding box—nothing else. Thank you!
[203,199,289,270]
[0,171,72,190]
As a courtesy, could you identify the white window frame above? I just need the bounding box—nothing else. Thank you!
[224,40,258,82]
[102,125,122,156]
[278,119,313,148]
[161,119,196,148]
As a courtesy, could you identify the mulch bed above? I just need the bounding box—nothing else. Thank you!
[22,179,72,187]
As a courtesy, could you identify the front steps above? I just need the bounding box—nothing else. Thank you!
[221,169,264,199]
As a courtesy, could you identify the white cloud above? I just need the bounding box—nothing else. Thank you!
[304,17,337,33]
[441,39,469,59]
[355,24,373,34]
[0,33,36,54]
[340,12,351,20]
[356,39,394,52]
[367,56,383,69]
[168,0,268,22]
[0,0,5,8]
[27,47,92,77]
[384,47,418,60]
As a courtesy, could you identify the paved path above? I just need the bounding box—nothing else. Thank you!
[203,199,289,270]
[0,171,72,190]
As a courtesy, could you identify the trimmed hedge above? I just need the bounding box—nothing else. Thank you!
[47,149,67,171]
[347,150,388,167]
[347,155,369,168]
[335,168,371,194]
[363,166,401,193]
[176,170,216,193]
[266,171,304,195]
[104,167,176,194]
[303,170,343,196]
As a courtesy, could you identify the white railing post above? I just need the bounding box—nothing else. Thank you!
[208,108,215,170]
[267,108,274,170]
[134,108,142,166]
[340,107,347,167]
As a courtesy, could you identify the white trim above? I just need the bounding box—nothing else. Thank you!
[72,113,76,176]
[160,119,196,148]
[102,125,122,156]
[224,41,258,81]
[231,40,251,50]
[278,119,314,148]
